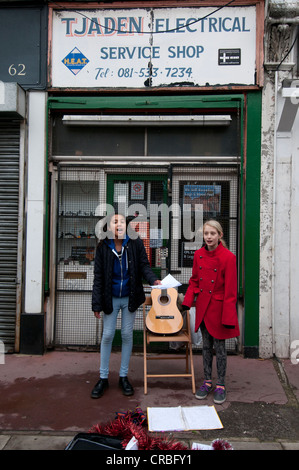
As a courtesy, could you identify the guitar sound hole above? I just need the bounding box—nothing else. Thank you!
[160,295,169,304]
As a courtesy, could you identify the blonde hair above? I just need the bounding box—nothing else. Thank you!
[203,220,227,248]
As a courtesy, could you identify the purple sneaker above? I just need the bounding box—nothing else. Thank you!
[195,380,212,400]
[213,385,226,404]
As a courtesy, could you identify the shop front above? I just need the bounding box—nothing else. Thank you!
[46,1,263,357]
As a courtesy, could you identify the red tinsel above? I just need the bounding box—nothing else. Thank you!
[211,439,234,450]
[89,408,233,450]
[90,415,188,450]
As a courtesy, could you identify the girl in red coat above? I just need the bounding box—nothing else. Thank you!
[183,220,240,404]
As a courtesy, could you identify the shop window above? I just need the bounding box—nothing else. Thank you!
[51,113,239,157]
[55,168,102,346]
[147,122,238,156]
[54,167,170,347]
[170,166,239,290]
[52,119,144,156]
[179,180,232,268]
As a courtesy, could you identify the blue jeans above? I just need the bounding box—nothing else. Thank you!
[100,296,136,379]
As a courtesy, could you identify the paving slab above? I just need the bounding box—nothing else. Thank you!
[0,435,10,450]
[2,434,74,451]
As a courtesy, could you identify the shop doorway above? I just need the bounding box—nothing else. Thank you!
[106,172,169,346]
[51,104,242,350]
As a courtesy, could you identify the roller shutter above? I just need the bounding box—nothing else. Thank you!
[0,121,20,352]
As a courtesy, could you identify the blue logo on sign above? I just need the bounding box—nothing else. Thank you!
[62,47,89,75]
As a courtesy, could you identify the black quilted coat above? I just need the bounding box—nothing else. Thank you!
[92,237,158,314]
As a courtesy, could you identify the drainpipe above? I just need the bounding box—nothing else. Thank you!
[272,71,279,358]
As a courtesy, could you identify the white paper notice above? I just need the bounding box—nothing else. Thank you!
[151,273,182,289]
[191,442,214,450]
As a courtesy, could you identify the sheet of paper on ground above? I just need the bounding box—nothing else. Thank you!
[147,406,223,432]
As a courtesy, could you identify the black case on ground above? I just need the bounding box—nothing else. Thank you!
[65,433,123,450]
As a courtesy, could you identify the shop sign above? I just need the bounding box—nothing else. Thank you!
[50,6,257,89]
[131,181,145,200]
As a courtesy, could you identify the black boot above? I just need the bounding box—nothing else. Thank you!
[119,376,134,396]
[91,378,109,398]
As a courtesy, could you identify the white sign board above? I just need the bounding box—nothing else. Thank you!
[50,6,256,89]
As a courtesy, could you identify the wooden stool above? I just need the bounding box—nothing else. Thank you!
[143,296,196,395]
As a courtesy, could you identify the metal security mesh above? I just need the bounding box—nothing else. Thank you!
[170,165,239,289]
[54,166,168,347]
[54,164,239,351]
[171,165,239,352]
[55,167,102,346]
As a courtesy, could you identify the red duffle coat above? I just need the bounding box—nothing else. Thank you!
[183,242,240,340]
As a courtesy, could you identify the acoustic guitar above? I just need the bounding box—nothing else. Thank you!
[146,287,183,335]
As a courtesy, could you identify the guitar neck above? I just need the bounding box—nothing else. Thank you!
[160,247,168,279]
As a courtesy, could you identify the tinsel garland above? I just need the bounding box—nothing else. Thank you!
[211,438,234,450]
[89,408,233,450]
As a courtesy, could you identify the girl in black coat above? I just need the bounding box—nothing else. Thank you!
[91,213,160,398]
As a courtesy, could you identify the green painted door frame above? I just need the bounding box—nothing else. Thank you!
[48,92,261,355]
[243,91,262,357]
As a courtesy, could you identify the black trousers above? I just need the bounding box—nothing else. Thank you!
[200,321,227,385]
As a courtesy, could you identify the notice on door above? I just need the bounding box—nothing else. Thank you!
[50,6,257,89]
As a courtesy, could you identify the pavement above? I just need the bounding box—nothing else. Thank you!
[0,349,299,451]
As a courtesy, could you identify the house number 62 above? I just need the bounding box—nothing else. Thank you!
[8,64,26,76]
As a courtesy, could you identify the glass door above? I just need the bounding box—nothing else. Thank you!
[107,173,169,346]
[107,173,169,277]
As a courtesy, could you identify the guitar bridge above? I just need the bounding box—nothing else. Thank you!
[155,315,175,319]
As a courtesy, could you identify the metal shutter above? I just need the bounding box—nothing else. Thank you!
[0,121,20,352]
